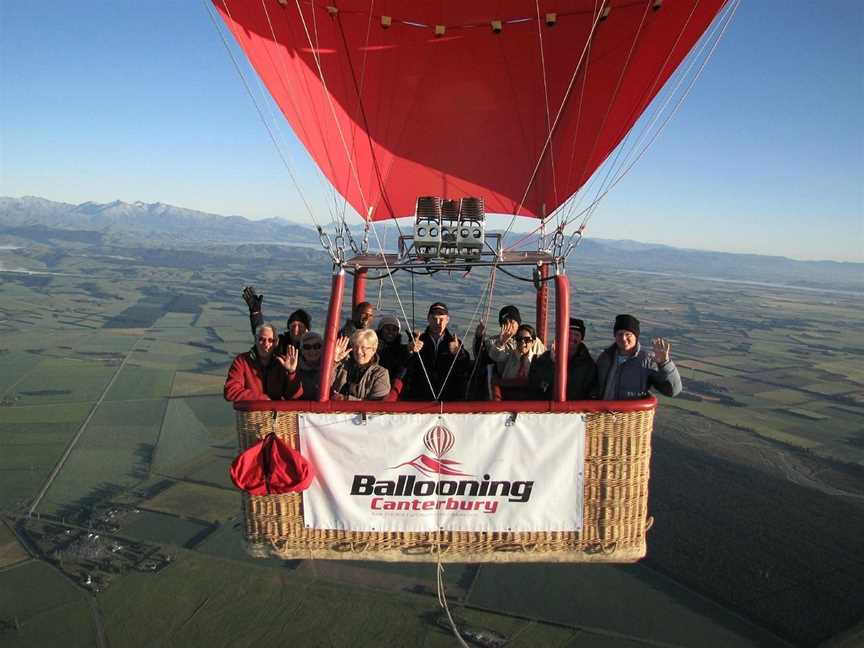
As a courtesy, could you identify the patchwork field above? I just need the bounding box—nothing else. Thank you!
[1,240,862,647]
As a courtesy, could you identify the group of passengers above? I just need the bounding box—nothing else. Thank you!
[224,287,682,403]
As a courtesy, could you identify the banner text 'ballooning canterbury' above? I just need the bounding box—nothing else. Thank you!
[299,413,585,533]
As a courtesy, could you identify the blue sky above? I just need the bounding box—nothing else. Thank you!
[1,1,861,262]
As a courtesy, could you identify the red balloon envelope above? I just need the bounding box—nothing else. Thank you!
[214,1,727,220]
[230,433,316,495]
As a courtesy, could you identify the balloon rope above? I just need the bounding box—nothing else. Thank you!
[569,0,653,218]
[436,555,470,648]
[534,0,559,209]
[571,0,700,232]
[558,0,601,233]
[464,267,498,399]
[505,0,739,253]
[206,0,322,230]
[500,0,608,242]
[569,0,741,236]
[254,0,343,232]
[504,0,651,254]
[293,1,375,222]
[431,265,497,402]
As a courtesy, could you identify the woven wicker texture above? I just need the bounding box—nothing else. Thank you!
[236,408,653,563]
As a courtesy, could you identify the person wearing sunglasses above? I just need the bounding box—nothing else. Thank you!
[376,315,410,387]
[224,324,303,402]
[529,318,597,401]
[492,324,546,400]
[330,329,391,401]
[297,331,324,398]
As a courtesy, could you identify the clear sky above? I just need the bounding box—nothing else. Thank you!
[1,1,861,262]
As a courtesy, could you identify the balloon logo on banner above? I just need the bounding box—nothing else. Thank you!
[424,425,454,459]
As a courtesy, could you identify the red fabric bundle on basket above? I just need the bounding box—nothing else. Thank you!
[230,433,315,495]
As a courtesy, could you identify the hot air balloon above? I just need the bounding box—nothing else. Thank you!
[214,0,735,563]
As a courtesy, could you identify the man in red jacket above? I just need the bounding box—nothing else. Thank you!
[224,324,303,401]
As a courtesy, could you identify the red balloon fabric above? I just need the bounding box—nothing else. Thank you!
[214,1,727,220]
[230,433,316,495]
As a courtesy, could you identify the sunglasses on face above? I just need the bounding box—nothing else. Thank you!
[257,337,274,343]
[515,336,534,344]
[302,343,322,350]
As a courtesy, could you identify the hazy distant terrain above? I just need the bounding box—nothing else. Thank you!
[1,201,863,647]
[3,195,862,291]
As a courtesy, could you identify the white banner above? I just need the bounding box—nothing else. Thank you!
[298,412,584,533]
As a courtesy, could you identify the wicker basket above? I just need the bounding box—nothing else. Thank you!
[234,400,655,563]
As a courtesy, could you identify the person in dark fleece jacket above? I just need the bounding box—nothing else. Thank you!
[529,318,597,400]
[592,314,682,400]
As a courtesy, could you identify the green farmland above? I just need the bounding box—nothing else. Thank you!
[1,239,863,648]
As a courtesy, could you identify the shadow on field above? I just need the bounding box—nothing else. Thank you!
[647,435,864,647]
[53,482,127,526]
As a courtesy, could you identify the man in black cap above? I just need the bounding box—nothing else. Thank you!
[403,302,471,401]
[242,286,311,353]
[592,314,681,400]
[529,317,597,400]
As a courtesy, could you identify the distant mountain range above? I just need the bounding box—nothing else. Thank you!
[1,195,861,292]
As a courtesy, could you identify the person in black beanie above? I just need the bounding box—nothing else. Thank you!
[467,305,524,398]
[241,286,311,353]
[591,314,682,400]
[284,309,311,352]
[473,305,522,373]
[529,317,597,400]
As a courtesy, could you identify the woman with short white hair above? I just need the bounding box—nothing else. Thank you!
[330,329,391,400]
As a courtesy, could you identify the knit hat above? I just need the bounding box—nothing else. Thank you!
[377,314,401,333]
[569,318,586,338]
[300,331,322,346]
[613,314,640,337]
[428,302,449,316]
[287,309,311,330]
[498,305,522,325]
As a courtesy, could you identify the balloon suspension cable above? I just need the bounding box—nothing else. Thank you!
[554,0,659,235]
[565,0,700,233]
[431,264,498,402]
[293,1,377,233]
[464,267,498,399]
[503,0,738,254]
[505,0,647,255]
[253,0,344,231]
[363,197,500,402]
[562,0,741,235]
[205,0,326,235]
[572,0,654,216]
[361,215,436,399]
[535,0,559,210]
[500,0,608,245]
[436,555,470,648]
[565,0,741,237]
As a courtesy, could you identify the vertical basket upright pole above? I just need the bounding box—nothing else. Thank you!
[319,267,346,401]
[554,268,570,402]
[352,268,368,309]
[536,263,550,344]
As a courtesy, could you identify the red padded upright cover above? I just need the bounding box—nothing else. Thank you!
[230,433,316,495]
